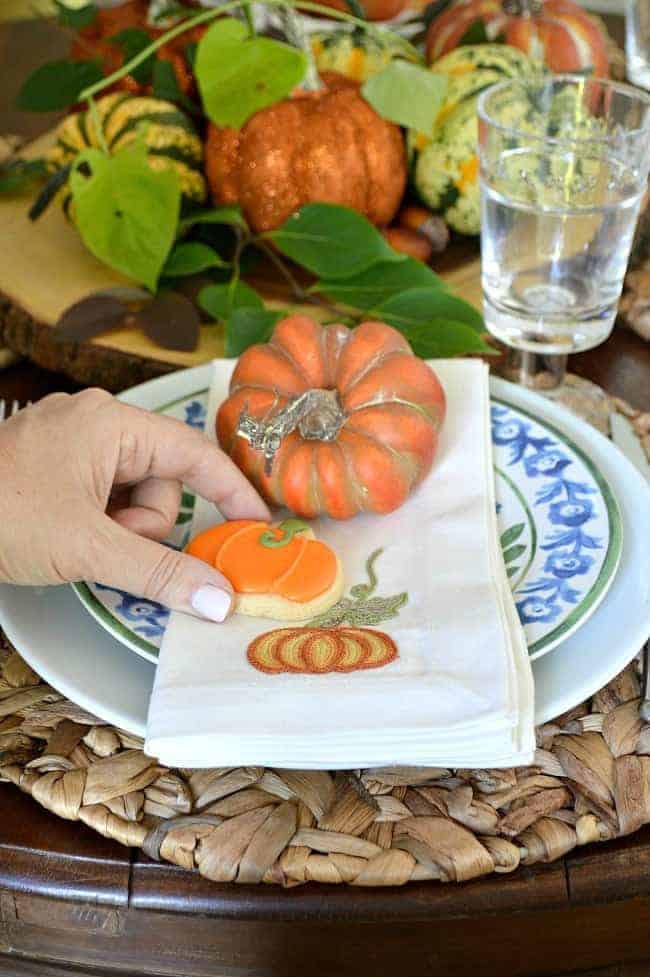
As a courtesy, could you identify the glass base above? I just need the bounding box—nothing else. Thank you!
[499,349,568,392]
[483,293,616,356]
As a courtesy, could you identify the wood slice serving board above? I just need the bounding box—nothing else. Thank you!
[0,132,483,392]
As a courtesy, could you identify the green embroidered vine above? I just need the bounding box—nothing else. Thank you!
[309,548,407,627]
[260,518,310,548]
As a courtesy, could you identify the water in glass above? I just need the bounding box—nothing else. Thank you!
[478,76,650,358]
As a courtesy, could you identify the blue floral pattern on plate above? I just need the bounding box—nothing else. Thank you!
[75,391,620,661]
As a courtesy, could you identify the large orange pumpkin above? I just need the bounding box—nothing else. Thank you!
[217,315,446,519]
[204,72,407,232]
[425,0,609,77]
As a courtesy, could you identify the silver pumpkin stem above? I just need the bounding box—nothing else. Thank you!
[502,0,544,15]
[236,389,346,475]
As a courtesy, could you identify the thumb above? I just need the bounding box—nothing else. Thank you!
[93,516,234,623]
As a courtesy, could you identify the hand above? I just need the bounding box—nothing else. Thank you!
[0,389,270,622]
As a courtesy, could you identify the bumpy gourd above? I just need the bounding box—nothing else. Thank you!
[217,314,446,519]
[410,45,538,235]
[311,29,399,82]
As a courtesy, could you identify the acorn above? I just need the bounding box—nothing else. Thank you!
[398,206,449,254]
[382,226,433,263]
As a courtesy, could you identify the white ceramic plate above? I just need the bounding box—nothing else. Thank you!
[71,369,622,663]
[0,369,647,735]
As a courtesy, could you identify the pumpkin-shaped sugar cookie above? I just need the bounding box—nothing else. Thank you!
[186,519,343,621]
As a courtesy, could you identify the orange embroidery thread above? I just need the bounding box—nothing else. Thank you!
[247,627,398,675]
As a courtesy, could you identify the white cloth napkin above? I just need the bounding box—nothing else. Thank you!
[145,359,535,769]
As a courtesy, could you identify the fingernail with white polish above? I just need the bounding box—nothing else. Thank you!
[191,585,232,623]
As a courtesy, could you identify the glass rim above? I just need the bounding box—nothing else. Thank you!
[477,73,650,145]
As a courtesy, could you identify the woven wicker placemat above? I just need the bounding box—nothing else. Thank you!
[0,386,649,888]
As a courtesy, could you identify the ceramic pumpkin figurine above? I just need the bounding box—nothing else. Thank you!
[187,518,344,620]
[204,71,407,232]
[425,0,609,78]
[217,315,446,519]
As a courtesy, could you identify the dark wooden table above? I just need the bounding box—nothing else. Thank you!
[3,11,650,977]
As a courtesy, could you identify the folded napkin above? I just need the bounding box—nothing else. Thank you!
[146,359,535,769]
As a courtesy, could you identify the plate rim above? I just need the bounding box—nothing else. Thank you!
[74,377,623,663]
[491,396,623,659]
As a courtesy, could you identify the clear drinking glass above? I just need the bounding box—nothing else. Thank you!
[626,0,650,90]
[477,75,650,391]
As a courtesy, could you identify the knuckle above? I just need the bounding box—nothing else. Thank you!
[76,387,113,409]
[142,547,183,601]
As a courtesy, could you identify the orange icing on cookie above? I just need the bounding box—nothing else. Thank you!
[186,521,338,603]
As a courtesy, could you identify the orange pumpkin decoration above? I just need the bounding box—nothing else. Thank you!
[217,315,446,519]
[72,0,205,97]
[186,519,343,619]
[425,0,609,78]
[204,72,407,232]
[247,627,398,674]
[315,0,409,20]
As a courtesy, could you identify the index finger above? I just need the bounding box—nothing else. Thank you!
[115,403,271,522]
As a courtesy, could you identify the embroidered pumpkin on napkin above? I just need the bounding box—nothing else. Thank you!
[217,315,446,519]
[186,519,343,621]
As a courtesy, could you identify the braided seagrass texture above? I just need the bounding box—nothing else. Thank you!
[2,636,650,888]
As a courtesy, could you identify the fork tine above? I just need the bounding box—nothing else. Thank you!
[0,400,5,423]
[10,399,20,417]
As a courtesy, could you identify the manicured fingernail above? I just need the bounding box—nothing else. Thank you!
[191,585,232,623]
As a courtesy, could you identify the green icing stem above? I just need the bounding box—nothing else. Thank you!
[259,518,311,549]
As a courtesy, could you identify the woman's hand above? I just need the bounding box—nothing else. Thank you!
[0,389,270,622]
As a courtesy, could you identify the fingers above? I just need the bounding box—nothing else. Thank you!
[91,515,235,622]
[111,477,181,541]
[114,404,270,522]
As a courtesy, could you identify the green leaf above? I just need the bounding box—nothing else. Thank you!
[55,1,97,28]
[506,565,519,578]
[269,203,404,280]
[458,20,491,45]
[195,18,307,129]
[362,62,447,136]
[179,205,248,232]
[0,158,49,195]
[344,0,366,16]
[403,319,494,358]
[16,59,104,112]
[163,242,229,277]
[69,142,181,291]
[185,40,198,69]
[500,523,525,549]
[225,308,283,357]
[503,544,527,564]
[313,257,446,311]
[373,286,484,332]
[198,280,264,322]
[151,59,198,113]
[109,28,156,84]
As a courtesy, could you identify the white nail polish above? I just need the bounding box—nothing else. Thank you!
[191,585,232,623]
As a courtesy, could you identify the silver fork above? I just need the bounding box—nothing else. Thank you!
[0,399,23,422]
